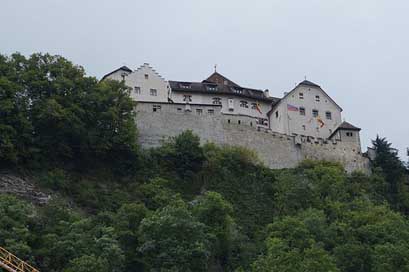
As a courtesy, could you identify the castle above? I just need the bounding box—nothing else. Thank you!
[102,63,370,173]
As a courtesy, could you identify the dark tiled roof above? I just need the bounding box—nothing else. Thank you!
[299,80,321,88]
[101,66,132,80]
[169,80,280,103]
[203,72,241,87]
[337,121,361,131]
[329,121,361,139]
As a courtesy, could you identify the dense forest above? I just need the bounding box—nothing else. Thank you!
[1,53,409,271]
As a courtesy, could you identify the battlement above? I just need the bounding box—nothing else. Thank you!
[135,102,370,173]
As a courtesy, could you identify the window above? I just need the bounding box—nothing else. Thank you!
[150,89,157,96]
[299,107,305,116]
[234,87,243,94]
[275,111,279,118]
[325,111,332,120]
[302,125,306,130]
[251,103,257,109]
[228,119,231,124]
[144,74,149,79]
[315,95,320,102]
[299,92,304,99]
[240,101,249,108]
[208,109,214,115]
[212,97,222,105]
[152,105,161,112]
[196,109,202,115]
[180,83,191,89]
[183,95,192,102]
[346,132,354,137]
[207,85,217,91]
[134,86,141,94]
[238,120,241,124]
[177,108,182,112]
[312,109,319,117]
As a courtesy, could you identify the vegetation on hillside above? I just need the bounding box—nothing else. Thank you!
[1,53,409,271]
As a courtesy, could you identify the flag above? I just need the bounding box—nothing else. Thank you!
[317,116,325,128]
[255,102,262,114]
[287,104,299,111]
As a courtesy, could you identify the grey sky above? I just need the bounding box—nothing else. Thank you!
[1,0,408,158]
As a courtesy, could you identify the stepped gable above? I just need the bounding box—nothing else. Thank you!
[101,65,132,80]
[169,71,280,103]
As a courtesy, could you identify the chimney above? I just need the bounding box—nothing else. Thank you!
[264,89,269,97]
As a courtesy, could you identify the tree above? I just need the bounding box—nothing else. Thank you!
[192,191,235,267]
[139,200,212,271]
[372,136,408,212]
[0,52,138,170]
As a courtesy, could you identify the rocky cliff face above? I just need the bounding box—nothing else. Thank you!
[0,173,50,204]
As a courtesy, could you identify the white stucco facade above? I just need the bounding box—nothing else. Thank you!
[104,63,170,103]
[270,83,342,139]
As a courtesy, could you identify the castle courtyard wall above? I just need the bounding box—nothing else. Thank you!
[135,102,370,173]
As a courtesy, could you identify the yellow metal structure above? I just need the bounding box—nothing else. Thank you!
[0,247,39,272]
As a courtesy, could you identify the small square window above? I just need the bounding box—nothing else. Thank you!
[299,107,305,116]
[315,95,320,102]
[152,105,161,112]
[144,74,149,79]
[150,89,157,96]
[196,109,203,115]
[299,93,304,99]
[134,86,141,94]
[177,108,182,112]
[208,109,214,115]
[312,110,319,117]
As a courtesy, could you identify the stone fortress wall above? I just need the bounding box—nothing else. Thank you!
[135,102,371,173]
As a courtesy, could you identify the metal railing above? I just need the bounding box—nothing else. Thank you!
[0,247,39,272]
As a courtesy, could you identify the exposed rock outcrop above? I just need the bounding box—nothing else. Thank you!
[0,173,51,204]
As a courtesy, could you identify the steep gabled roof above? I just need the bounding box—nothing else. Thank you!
[329,121,361,139]
[101,66,132,81]
[299,80,321,88]
[272,79,343,112]
[203,72,241,87]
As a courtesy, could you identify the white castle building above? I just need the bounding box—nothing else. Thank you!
[102,63,368,172]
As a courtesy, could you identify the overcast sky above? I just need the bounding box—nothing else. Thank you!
[1,0,408,159]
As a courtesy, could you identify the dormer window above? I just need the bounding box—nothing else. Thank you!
[207,85,217,91]
[180,83,191,89]
[212,97,222,105]
[315,95,320,102]
[299,92,304,99]
[233,87,243,94]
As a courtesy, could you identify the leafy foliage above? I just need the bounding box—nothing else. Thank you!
[2,52,409,271]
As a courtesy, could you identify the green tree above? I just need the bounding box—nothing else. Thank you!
[139,200,212,271]
[372,136,408,212]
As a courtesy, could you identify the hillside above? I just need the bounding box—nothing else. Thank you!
[1,53,409,272]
